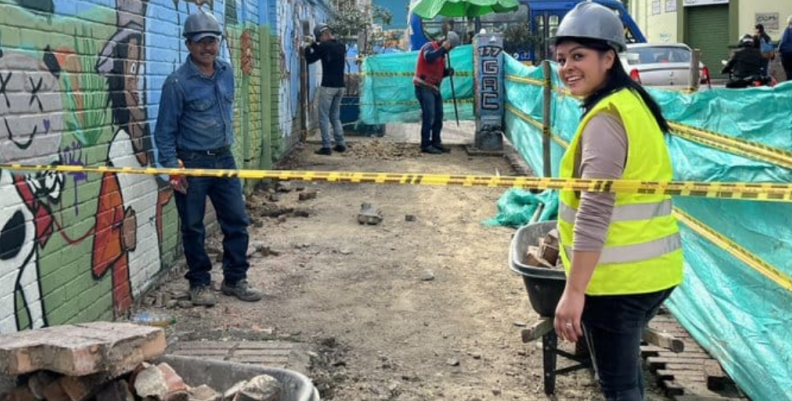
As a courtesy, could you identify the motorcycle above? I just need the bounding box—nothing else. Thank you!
[720,60,777,88]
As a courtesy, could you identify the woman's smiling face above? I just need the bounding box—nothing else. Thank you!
[555,41,615,97]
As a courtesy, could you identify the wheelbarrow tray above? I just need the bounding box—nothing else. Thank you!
[509,221,566,317]
[157,355,320,401]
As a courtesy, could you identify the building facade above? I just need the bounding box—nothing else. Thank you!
[629,0,792,78]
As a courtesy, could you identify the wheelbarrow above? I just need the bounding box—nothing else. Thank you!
[509,221,684,395]
[157,355,320,401]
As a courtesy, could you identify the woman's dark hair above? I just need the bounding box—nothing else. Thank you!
[755,23,765,33]
[556,37,670,133]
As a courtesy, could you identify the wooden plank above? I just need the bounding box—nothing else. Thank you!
[663,380,685,396]
[643,327,685,353]
[521,318,553,343]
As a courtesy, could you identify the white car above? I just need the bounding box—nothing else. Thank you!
[620,43,711,90]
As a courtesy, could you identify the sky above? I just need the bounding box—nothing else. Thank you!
[374,0,411,30]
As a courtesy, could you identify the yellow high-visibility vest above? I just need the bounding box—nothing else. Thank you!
[558,88,684,295]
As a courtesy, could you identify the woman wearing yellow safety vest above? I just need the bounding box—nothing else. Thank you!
[548,3,684,400]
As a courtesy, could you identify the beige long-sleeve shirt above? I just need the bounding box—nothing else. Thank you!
[572,112,628,252]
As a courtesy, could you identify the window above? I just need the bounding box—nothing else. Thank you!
[625,46,691,65]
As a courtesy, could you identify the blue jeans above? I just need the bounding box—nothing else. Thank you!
[318,86,345,149]
[415,85,444,149]
[175,150,250,288]
[583,287,675,401]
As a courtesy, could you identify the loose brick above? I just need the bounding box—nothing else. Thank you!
[27,371,60,400]
[233,375,280,401]
[58,373,111,401]
[41,380,70,401]
[164,390,189,401]
[222,381,248,401]
[4,386,36,401]
[188,385,220,401]
[156,363,187,393]
[133,365,168,399]
[95,380,134,401]
[297,191,317,201]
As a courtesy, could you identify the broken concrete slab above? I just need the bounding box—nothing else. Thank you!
[0,323,165,377]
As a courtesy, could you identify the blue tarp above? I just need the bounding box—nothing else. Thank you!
[503,56,792,401]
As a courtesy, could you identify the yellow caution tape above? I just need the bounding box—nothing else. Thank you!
[2,163,792,202]
[669,122,792,171]
[504,74,545,87]
[505,103,569,147]
[673,208,792,292]
[354,71,474,77]
[504,72,792,170]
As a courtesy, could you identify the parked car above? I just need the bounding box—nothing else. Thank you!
[620,43,711,90]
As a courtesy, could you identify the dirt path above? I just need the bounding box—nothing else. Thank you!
[150,139,669,401]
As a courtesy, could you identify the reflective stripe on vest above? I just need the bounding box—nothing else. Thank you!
[562,232,682,264]
[558,199,673,223]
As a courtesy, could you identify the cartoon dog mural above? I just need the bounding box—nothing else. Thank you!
[0,48,64,333]
[93,0,171,316]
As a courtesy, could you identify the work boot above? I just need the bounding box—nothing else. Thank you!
[221,279,263,302]
[333,144,347,153]
[421,146,442,154]
[433,144,451,153]
[315,147,332,156]
[190,286,217,307]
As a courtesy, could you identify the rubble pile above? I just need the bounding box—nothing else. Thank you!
[0,323,280,401]
[524,228,563,270]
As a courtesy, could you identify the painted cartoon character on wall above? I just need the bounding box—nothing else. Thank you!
[93,0,172,316]
[0,47,64,333]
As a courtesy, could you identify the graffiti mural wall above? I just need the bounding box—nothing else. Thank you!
[0,0,262,332]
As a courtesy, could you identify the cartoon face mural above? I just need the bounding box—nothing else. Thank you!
[0,49,64,164]
[0,48,64,334]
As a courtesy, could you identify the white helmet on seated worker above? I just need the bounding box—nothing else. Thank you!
[548,2,627,53]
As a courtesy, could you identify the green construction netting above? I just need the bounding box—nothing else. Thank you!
[503,55,792,401]
[360,45,476,124]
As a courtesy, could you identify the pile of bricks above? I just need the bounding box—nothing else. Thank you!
[524,228,562,270]
[0,322,280,401]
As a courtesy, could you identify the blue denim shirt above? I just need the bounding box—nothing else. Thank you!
[155,56,235,168]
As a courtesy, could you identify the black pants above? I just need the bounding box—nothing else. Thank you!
[781,52,792,82]
[583,287,676,401]
[415,85,444,150]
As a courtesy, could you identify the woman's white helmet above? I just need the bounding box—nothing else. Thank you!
[548,2,627,53]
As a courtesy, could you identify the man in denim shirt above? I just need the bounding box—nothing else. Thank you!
[155,10,262,306]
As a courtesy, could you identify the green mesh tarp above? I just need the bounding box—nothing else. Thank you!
[503,55,792,401]
[360,45,476,124]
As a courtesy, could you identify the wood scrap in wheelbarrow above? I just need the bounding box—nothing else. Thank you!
[524,229,563,270]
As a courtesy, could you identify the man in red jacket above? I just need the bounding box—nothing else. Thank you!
[413,32,459,154]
